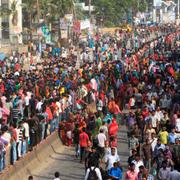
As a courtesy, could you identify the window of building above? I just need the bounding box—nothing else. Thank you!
[1,0,10,39]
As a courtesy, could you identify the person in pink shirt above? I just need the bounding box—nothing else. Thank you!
[124,163,138,180]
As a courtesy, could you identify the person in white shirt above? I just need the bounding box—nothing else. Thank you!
[175,116,180,133]
[150,133,158,154]
[150,111,158,129]
[132,154,144,173]
[53,171,61,180]
[97,129,106,148]
[167,168,180,180]
[155,107,164,122]
[36,98,43,113]
[97,97,103,112]
[99,122,108,138]
[22,119,30,152]
[24,92,30,118]
[105,147,120,170]
[24,93,30,106]
[97,129,106,158]
[158,161,170,180]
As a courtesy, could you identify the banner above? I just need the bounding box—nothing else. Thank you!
[80,19,90,30]
[41,25,51,43]
[64,14,73,27]
[60,14,73,30]
[60,18,68,30]
[61,30,68,39]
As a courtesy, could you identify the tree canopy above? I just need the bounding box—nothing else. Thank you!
[94,0,147,26]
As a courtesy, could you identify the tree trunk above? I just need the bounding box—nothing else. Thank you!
[58,17,61,41]
[29,13,33,41]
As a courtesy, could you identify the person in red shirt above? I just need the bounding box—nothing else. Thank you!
[79,127,89,163]
[142,107,149,119]
[109,117,119,138]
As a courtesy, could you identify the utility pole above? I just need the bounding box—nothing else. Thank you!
[36,0,42,57]
[89,0,91,19]
[178,0,180,19]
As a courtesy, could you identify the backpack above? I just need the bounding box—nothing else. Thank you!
[87,167,98,180]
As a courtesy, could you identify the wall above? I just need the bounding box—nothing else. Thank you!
[0,131,61,180]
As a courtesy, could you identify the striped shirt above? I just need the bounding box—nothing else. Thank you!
[12,108,20,119]
[17,127,24,142]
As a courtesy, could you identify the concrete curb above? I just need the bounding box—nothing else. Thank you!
[0,131,61,180]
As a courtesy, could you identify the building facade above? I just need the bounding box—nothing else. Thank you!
[0,0,22,45]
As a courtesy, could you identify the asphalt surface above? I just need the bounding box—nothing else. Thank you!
[29,125,129,180]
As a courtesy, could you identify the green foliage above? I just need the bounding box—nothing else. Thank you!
[75,5,86,20]
[94,0,147,26]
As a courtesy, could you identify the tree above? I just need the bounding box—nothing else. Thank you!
[22,0,74,40]
[94,0,147,27]
[45,0,74,40]
[74,4,86,20]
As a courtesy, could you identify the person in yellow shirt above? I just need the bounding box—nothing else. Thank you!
[158,127,168,145]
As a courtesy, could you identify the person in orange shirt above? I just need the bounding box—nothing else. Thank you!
[78,117,87,132]
[155,77,161,88]
[108,98,116,114]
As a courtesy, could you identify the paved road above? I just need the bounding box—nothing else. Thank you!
[30,125,128,180]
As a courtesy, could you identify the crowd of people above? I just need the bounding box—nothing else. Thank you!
[60,25,179,180]
[0,24,179,180]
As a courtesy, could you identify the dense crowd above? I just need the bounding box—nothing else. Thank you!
[0,25,179,180]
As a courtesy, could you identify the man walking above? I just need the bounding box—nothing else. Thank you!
[79,128,89,163]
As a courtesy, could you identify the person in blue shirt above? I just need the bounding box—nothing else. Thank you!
[168,128,177,144]
[108,162,122,180]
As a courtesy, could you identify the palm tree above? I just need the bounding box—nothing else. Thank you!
[48,0,74,40]
[21,0,37,40]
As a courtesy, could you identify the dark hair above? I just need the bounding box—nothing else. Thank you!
[100,129,104,133]
[54,171,60,178]
[130,162,135,167]
[162,160,167,165]
[82,127,86,132]
[107,119,111,124]
[28,176,33,180]
[88,158,98,167]
[139,165,144,169]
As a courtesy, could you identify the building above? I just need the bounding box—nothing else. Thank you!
[147,0,178,23]
[152,0,176,23]
[0,0,22,45]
